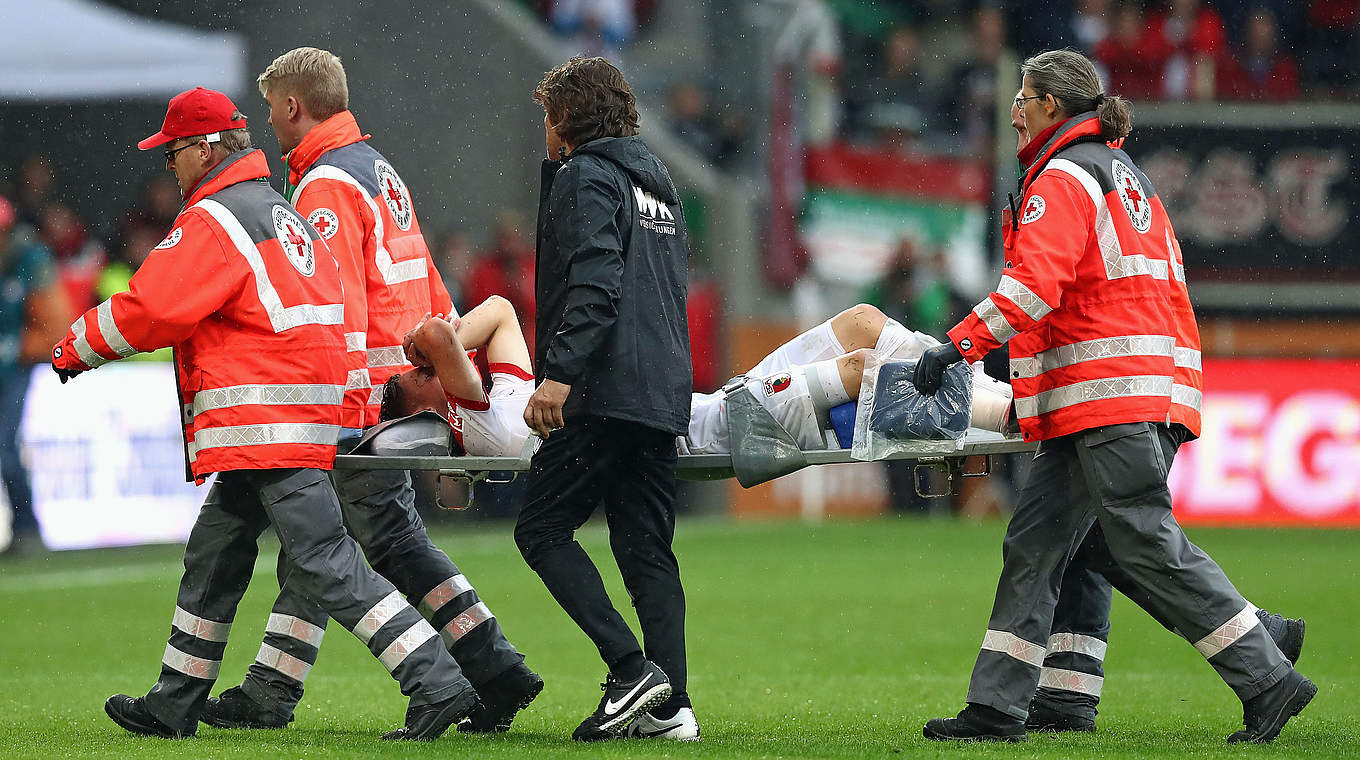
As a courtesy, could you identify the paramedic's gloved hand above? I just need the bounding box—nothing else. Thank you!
[912,341,964,395]
[51,340,90,384]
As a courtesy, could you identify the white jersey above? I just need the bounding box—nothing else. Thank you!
[447,364,540,458]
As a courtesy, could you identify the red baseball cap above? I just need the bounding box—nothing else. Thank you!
[138,87,248,150]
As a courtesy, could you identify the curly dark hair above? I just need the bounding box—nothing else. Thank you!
[377,372,407,422]
[533,56,640,148]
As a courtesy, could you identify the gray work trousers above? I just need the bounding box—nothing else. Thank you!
[965,422,1292,720]
[240,464,523,720]
[142,468,468,734]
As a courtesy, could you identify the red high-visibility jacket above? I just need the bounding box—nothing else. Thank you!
[287,111,453,427]
[52,150,347,479]
[948,114,1203,442]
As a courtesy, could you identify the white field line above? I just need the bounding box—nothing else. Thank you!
[0,554,277,594]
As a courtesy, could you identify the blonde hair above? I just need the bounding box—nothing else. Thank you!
[257,47,349,120]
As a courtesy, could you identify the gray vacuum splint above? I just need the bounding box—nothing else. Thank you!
[723,376,810,488]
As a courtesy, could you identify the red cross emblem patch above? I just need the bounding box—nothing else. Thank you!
[1112,159,1152,233]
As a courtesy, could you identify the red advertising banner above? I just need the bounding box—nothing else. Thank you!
[1171,359,1360,526]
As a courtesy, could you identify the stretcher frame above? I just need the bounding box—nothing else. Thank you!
[333,430,1038,504]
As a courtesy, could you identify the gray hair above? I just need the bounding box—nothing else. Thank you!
[1021,49,1131,141]
[182,111,252,157]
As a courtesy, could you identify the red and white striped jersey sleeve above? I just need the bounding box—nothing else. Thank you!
[949,173,1094,363]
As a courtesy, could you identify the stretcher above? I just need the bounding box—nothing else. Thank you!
[332,413,1037,507]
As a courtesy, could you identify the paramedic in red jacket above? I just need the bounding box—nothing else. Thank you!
[199,47,540,736]
[50,87,478,741]
[914,51,1315,744]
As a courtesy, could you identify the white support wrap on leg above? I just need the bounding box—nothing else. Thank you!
[378,619,441,672]
[353,591,407,645]
[1046,632,1108,661]
[172,606,232,643]
[439,602,494,648]
[417,574,474,618]
[163,643,221,680]
[1194,604,1261,659]
[256,643,312,682]
[981,629,1046,668]
[1039,667,1104,697]
[265,613,326,648]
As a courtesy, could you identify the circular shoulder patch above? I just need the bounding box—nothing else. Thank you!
[272,205,316,276]
[1112,159,1152,233]
[154,227,183,250]
[1021,195,1046,224]
[307,207,340,240]
[374,160,413,231]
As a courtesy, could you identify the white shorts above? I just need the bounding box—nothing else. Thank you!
[680,369,824,455]
[448,367,539,457]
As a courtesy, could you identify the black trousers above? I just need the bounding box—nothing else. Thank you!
[514,416,687,705]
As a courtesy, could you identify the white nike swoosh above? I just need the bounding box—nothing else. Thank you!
[604,673,652,715]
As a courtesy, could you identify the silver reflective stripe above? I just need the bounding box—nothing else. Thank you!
[1172,384,1203,412]
[265,613,326,648]
[256,642,312,682]
[292,166,428,285]
[1167,231,1187,283]
[188,423,340,459]
[368,382,386,406]
[1046,633,1108,661]
[1194,604,1261,659]
[1014,375,1173,419]
[378,619,440,672]
[1044,159,1171,281]
[367,346,408,369]
[195,199,345,333]
[172,606,231,643]
[996,275,1053,322]
[439,602,495,648]
[96,300,137,358]
[972,299,1018,344]
[192,384,345,416]
[1039,667,1104,696]
[346,369,371,390]
[981,629,1045,668]
[69,315,109,368]
[1011,335,1174,380]
[162,643,220,679]
[419,574,474,617]
[353,590,407,645]
[345,331,367,352]
[1173,347,1202,371]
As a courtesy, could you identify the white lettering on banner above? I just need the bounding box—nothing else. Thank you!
[1178,393,1268,514]
[195,200,344,333]
[292,166,427,285]
[1262,392,1360,518]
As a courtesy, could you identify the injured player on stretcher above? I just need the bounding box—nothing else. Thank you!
[381,298,1008,457]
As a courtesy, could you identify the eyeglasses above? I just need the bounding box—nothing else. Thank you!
[1014,94,1046,110]
[163,141,200,162]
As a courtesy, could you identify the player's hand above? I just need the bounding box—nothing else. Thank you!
[524,379,570,438]
[403,313,434,367]
[912,341,964,395]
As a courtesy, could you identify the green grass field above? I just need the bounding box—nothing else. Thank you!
[2,516,1357,759]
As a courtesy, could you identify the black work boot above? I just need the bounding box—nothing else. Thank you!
[924,703,1027,742]
[1025,699,1096,733]
[458,662,545,733]
[382,686,481,741]
[1227,670,1317,744]
[105,694,194,739]
[1255,609,1306,665]
[199,686,292,729]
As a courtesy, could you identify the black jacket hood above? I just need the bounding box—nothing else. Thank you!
[570,136,679,204]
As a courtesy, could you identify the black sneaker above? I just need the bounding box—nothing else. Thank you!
[458,663,545,733]
[199,686,292,729]
[1025,700,1096,733]
[572,660,672,742]
[1227,670,1317,744]
[382,686,481,741]
[1256,609,1306,665]
[924,704,1027,743]
[104,694,194,739]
